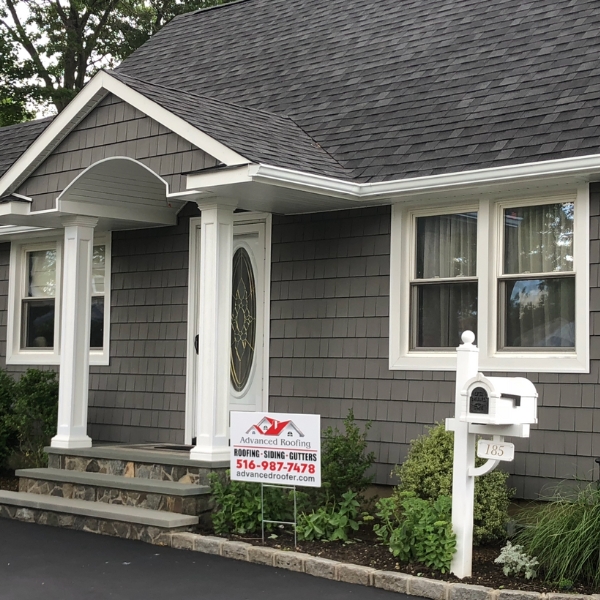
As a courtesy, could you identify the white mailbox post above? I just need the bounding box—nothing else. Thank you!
[446,332,538,579]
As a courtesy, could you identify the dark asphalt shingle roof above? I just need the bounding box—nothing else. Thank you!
[114,0,600,182]
[109,72,350,179]
[0,118,53,179]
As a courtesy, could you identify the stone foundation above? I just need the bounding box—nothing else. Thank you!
[48,453,225,486]
[0,504,184,544]
[19,478,212,517]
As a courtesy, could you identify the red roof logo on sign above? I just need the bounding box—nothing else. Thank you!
[246,417,304,438]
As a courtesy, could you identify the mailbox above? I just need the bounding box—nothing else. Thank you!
[460,373,538,426]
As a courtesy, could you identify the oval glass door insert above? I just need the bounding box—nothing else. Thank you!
[231,247,257,392]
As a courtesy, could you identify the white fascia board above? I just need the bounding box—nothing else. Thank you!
[247,155,600,201]
[0,201,34,218]
[0,70,248,198]
[186,164,253,189]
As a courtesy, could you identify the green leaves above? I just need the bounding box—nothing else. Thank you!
[209,472,295,536]
[385,492,456,573]
[395,423,513,545]
[0,0,231,116]
[296,491,361,542]
[516,483,600,586]
[0,368,58,469]
[319,409,375,505]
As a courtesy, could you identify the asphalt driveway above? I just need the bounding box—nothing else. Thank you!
[0,518,407,600]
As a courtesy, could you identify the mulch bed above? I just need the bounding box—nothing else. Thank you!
[200,525,596,595]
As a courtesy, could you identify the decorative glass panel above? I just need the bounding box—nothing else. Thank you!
[416,213,477,279]
[504,203,574,275]
[415,282,478,348]
[231,248,256,392]
[22,299,55,348]
[27,250,56,297]
[504,277,575,348]
[92,245,106,294]
[90,297,104,349]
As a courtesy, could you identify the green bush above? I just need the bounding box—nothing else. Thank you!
[516,484,600,587]
[209,471,294,535]
[0,369,16,469]
[8,369,58,468]
[296,491,361,542]
[320,409,376,503]
[387,492,456,573]
[395,423,512,545]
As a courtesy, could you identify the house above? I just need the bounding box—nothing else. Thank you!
[246,417,304,438]
[0,0,598,509]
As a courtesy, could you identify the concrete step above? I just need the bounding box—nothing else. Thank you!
[16,468,210,496]
[0,490,198,529]
[16,468,211,516]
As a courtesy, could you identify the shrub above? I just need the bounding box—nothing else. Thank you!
[495,541,538,579]
[372,496,397,545]
[320,409,376,503]
[8,369,58,468]
[516,483,600,587]
[0,369,16,469]
[388,492,456,573]
[395,423,513,545]
[296,491,361,542]
[209,471,294,535]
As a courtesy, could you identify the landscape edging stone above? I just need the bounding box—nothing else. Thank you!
[166,533,596,599]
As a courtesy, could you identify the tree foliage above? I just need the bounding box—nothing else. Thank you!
[0,0,229,124]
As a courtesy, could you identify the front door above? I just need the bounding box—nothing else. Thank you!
[185,214,271,443]
[229,221,267,412]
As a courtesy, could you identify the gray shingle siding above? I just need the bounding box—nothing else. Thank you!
[269,191,600,497]
[17,94,217,211]
[88,203,199,444]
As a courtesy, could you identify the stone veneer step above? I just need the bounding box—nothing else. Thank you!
[0,491,199,528]
[16,469,210,497]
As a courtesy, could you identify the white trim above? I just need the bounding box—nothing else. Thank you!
[184,215,202,444]
[7,239,62,366]
[6,231,112,367]
[389,188,589,373]
[0,70,248,199]
[245,158,600,201]
[184,211,272,444]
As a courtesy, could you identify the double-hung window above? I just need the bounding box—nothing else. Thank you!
[390,188,589,373]
[7,233,111,366]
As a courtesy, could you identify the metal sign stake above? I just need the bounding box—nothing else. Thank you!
[261,483,298,548]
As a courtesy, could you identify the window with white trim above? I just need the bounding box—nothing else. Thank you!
[7,233,111,366]
[389,188,589,373]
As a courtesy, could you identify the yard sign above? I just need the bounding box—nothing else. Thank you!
[230,412,321,488]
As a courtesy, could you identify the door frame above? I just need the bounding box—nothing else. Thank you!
[184,211,272,444]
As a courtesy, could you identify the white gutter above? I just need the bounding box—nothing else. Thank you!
[246,153,600,200]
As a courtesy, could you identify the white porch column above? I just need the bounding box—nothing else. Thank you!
[51,216,98,449]
[190,203,235,462]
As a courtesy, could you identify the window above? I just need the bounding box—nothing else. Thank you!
[390,188,589,373]
[412,212,478,348]
[7,233,111,366]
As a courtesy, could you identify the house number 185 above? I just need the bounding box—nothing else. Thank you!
[476,439,515,462]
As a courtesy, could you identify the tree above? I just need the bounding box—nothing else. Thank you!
[0,0,228,125]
